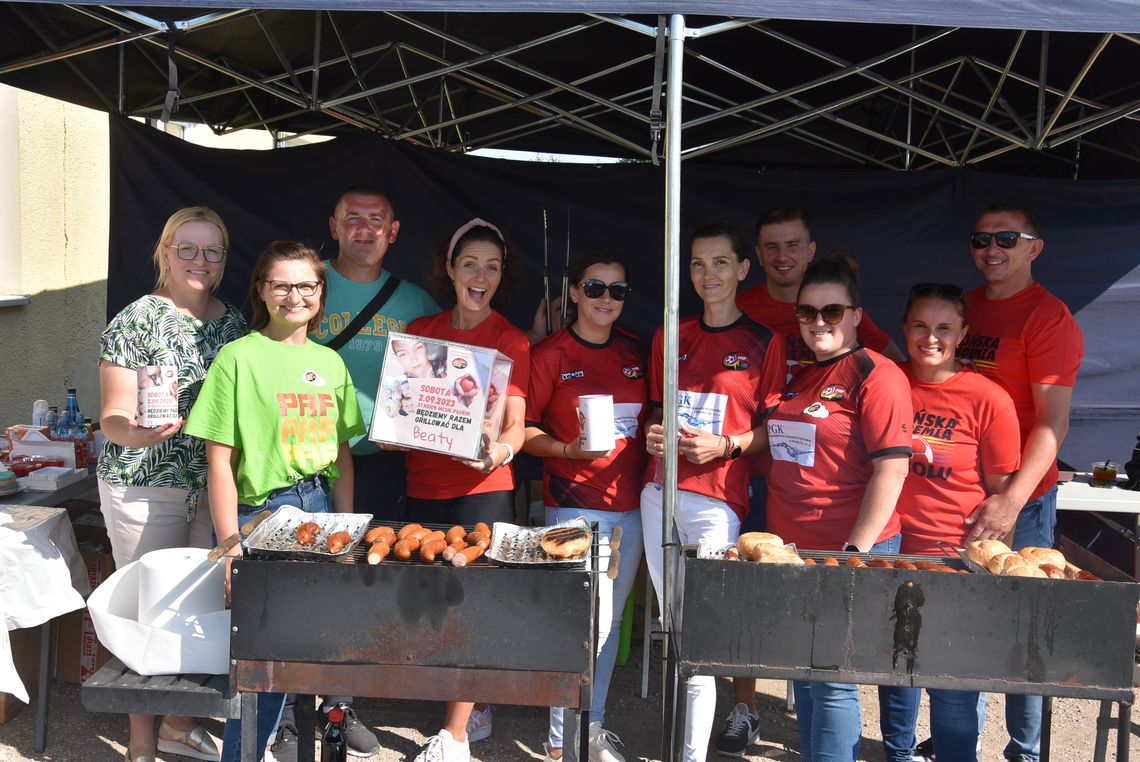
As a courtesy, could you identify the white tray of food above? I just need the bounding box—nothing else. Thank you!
[486,517,592,568]
[242,505,372,560]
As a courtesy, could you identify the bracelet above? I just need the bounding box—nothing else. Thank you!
[498,441,515,466]
[722,435,732,459]
[562,441,571,459]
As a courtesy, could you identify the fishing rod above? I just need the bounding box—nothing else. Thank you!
[560,207,571,325]
[542,207,552,336]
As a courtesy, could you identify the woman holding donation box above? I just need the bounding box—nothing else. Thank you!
[642,221,784,762]
[762,252,912,762]
[524,250,648,762]
[98,206,244,762]
[876,283,1020,762]
[398,218,528,762]
[184,241,364,762]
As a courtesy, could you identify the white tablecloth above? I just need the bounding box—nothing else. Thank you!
[0,505,89,702]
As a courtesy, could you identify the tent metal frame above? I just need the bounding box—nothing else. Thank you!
[4,6,1140,173]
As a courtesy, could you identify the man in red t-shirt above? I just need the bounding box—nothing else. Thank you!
[956,203,1084,762]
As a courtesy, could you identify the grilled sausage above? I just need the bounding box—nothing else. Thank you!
[473,521,492,538]
[465,531,490,550]
[868,558,892,568]
[397,523,424,540]
[724,546,741,561]
[1040,563,1067,579]
[1076,569,1102,581]
[327,531,351,554]
[393,538,418,561]
[296,521,321,546]
[446,525,467,545]
[845,556,866,568]
[894,560,917,571]
[420,530,446,545]
[367,540,391,565]
[914,561,942,571]
[823,556,840,566]
[803,557,817,565]
[419,538,448,563]
[407,527,431,542]
[442,539,468,562]
[452,545,485,567]
[365,526,396,545]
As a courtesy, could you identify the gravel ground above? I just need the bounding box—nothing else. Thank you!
[1,648,1136,761]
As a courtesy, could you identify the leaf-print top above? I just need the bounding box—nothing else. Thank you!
[97,295,247,515]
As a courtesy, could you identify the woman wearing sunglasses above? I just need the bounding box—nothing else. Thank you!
[98,207,245,762]
[642,221,784,762]
[524,251,646,762]
[762,251,912,762]
[185,241,364,762]
[876,283,1020,762]
[402,218,529,762]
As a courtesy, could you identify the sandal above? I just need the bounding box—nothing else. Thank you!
[157,720,222,762]
[124,752,157,762]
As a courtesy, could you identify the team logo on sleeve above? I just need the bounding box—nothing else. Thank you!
[302,369,326,387]
[803,402,829,419]
[820,384,847,401]
[622,365,644,379]
[722,353,750,370]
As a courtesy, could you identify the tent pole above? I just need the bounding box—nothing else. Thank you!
[661,12,684,762]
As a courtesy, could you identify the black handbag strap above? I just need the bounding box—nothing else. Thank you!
[325,274,401,352]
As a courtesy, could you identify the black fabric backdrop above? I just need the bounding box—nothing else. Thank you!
[109,115,1138,469]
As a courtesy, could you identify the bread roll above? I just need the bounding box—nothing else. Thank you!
[736,532,784,559]
[749,544,804,565]
[540,526,591,559]
[986,552,1030,575]
[1018,547,1066,568]
[965,539,1012,568]
[1003,564,1047,578]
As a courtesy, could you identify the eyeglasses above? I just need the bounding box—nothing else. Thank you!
[969,231,1038,249]
[794,303,857,325]
[264,280,321,297]
[907,282,964,300]
[173,242,227,263]
[578,279,630,301]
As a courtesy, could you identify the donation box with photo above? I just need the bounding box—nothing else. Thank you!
[369,331,513,460]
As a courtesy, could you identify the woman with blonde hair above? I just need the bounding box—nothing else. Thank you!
[98,206,245,762]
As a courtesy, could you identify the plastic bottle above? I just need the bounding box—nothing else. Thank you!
[32,400,48,426]
[66,388,82,427]
[45,406,59,437]
[70,418,88,469]
[59,388,79,436]
[85,417,96,462]
[320,705,348,762]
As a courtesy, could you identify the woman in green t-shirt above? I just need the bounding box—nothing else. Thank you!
[185,241,365,762]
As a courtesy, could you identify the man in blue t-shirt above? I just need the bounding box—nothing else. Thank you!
[311,184,438,521]
[279,186,436,762]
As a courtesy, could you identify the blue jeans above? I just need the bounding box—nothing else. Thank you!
[794,534,901,762]
[220,474,332,762]
[977,486,1056,762]
[546,506,643,749]
[878,686,980,762]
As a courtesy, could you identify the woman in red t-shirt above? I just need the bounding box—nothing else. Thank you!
[402,219,529,762]
[762,252,912,762]
[524,250,648,762]
[642,221,783,762]
[878,283,1020,762]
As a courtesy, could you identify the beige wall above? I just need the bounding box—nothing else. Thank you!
[0,85,108,428]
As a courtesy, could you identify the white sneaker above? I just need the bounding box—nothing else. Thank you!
[588,722,625,762]
[413,729,470,762]
[466,704,493,742]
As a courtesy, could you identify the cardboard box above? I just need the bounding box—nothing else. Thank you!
[0,626,41,724]
[369,331,512,460]
[54,517,115,684]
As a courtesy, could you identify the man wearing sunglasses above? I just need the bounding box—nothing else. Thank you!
[958,203,1083,762]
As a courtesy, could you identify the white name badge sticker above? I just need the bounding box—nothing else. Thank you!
[676,390,728,435]
[768,419,817,466]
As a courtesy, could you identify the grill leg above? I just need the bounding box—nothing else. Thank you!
[1094,700,1113,762]
[297,695,315,762]
[1118,701,1132,762]
[34,619,51,752]
[1040,695,1052,762]
[565,709,579,762]
[241,693,258,762]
